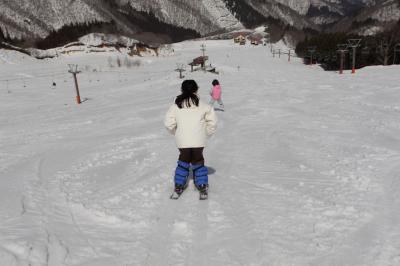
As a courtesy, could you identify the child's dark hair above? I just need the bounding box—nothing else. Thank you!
[212,79,220,86]
[175,80,199,109]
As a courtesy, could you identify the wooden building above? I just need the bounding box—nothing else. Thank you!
[248,35,263,46]
[233,32,250,45]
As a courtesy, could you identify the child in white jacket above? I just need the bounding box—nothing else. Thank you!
[164,80,217,197]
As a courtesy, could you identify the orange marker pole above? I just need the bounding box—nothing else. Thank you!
[73,73,81,104]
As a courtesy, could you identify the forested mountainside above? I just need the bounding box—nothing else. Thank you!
[0,0,399,48]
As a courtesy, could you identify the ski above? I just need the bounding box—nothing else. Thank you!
[170,184,188,200]
[170,190,184,200]
[170,184,208,200]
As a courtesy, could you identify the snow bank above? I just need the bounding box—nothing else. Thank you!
[78,33,139,48]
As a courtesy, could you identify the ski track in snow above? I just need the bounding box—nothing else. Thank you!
[1,41,400,265]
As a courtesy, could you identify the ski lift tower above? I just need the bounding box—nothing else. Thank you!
[308,46,317,65]
[379,41,390,65]
[394,43,400,64]
[200,44,206,58]
[68,64,82,104]
[200,44,207,71]
[347,39,362,74]
[337,44,348,74]
[175,63,186,79]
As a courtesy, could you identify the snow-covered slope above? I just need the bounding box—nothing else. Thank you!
[123,0,242,35]
[0,0,107,39]
[331,0,400,35]
[221,0,317,30]
[354,0,400,33]
[78,33,139,48]
[1,40,400,266]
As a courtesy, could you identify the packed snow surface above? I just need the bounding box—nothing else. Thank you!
[1,41,400,266]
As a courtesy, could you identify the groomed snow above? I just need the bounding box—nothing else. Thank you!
[1,40,400,266]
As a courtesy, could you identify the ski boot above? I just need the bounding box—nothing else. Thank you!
[193,165,209,200]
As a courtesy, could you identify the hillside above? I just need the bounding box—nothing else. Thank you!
[1,0,399,48]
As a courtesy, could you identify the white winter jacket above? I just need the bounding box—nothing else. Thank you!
[164,100,217,148]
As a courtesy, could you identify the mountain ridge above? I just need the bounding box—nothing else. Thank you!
[0,0,399,48]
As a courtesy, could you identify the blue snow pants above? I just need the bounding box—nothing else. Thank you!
[174,148,208,186]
